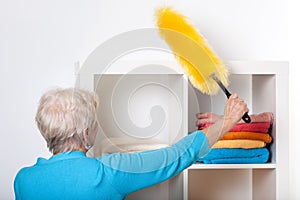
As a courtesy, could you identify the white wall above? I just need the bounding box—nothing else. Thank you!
[0,0,297,199]
[288,0,300,199]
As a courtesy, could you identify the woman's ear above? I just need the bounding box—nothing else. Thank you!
[82,128,88,141]
[82,128,92,150]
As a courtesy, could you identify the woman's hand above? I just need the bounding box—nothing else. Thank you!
[223,93,249,125]
[196,94,248,126]
[196,112,222,127]
[200,93,249,147]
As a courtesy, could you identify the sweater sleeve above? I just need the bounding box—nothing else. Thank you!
[97,130,210,195]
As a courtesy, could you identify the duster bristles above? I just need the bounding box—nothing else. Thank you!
[155,7,229,95]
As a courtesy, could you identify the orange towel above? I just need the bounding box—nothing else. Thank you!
[199,122,272,133]
[212,139,266,149]
[221,132,272,143]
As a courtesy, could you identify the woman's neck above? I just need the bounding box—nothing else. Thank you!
[53,148,87,155]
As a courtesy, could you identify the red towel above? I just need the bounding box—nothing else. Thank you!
[198,122,272,133]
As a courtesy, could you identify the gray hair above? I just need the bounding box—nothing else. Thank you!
[35,88,99,154]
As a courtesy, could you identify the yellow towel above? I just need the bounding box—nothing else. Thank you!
[212,139,266,149]
[221,132,272,143]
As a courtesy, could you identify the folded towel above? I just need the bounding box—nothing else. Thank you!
[199,122,272,133]
[198,148,269,164]
[238,112,274,124]
[212,139,266,149]
[221,132,272,143]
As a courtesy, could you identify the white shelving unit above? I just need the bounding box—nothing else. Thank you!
[79,60,289,200]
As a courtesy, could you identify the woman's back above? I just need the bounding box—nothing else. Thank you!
[14,151,124,200]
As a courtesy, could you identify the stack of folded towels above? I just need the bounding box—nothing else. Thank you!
[197,112,273,164]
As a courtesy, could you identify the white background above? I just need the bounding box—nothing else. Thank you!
[0,0,298,199]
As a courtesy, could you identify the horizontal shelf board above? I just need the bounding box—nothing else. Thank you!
[189,163,276,169]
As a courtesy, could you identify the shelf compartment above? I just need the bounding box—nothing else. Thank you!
[189,73,276,164]
[93,74,188,157]
[92,73,187,200]
[188,168,276,200]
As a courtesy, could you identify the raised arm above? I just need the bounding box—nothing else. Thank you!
[97,130,210,195]
[97,93,248,196]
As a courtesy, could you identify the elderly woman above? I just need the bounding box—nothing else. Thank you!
[14,88,248,200]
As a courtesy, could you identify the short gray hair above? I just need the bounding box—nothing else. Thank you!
[35,88,99,154]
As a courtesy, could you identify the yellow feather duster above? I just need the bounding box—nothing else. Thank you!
[155,6,228,95]
[155,6,251,123]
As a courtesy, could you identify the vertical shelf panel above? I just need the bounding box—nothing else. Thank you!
[274,65,289,199]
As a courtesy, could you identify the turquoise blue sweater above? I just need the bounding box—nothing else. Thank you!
[14,131,210,200]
